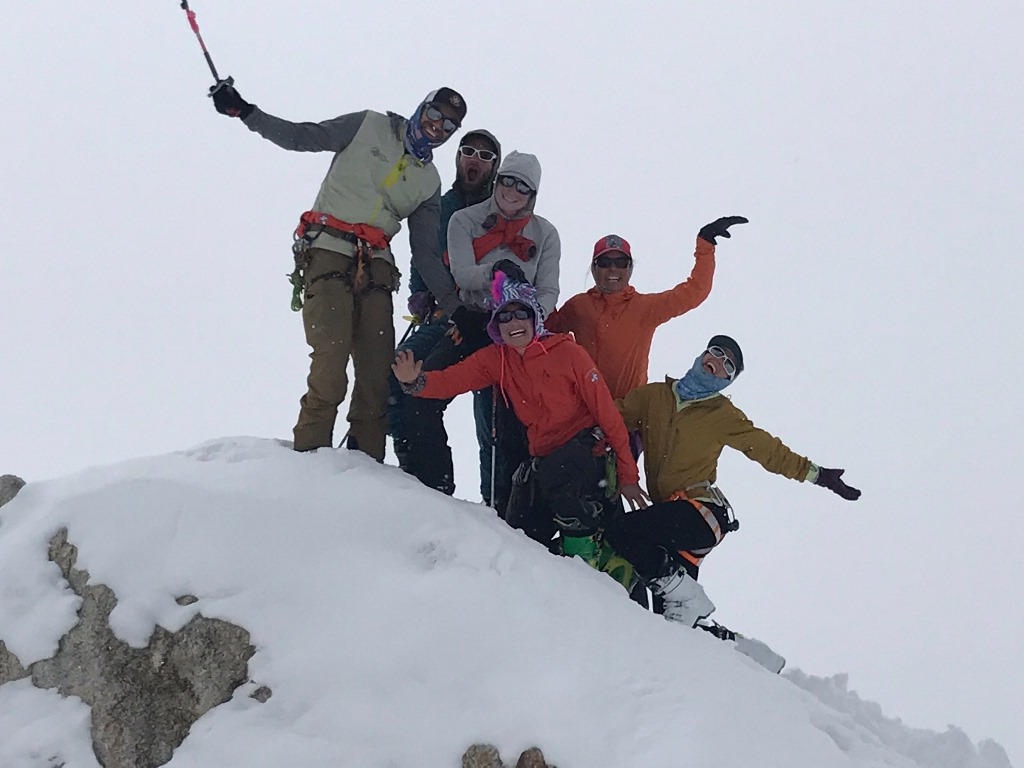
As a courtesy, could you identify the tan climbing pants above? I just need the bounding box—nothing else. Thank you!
[292,247,399,461]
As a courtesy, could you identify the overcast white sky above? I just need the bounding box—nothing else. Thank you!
[2,1,1022,764]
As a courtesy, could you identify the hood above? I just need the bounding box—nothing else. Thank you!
[496,150,542,193]
[486,272,548,345]
[455,129,502,205]
[491,150,542,217]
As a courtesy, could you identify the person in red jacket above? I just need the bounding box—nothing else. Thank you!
[545,217,748,401]
[392,274,648,561]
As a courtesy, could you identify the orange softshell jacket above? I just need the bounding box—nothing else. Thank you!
[546,237,715,399]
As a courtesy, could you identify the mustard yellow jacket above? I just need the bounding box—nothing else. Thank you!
[617,379,811,503]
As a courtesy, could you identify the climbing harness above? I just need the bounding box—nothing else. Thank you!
[665,484,739,569]
[288,211,393,311]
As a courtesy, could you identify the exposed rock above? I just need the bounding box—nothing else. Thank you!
[9,527,256,768]
[0,474,26,509]
[463,743,504,768]
[461,744,555,768]
[175,594,198,606]
[515,747,552,768]
[0,639,29,686]
[250,685,273,703]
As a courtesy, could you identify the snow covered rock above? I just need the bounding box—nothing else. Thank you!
[5,527,255,768]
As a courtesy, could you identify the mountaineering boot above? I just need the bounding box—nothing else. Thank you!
[650,569,715,627]
[597,540,638,592]
[561,532,601,567]
[555,498,605,567]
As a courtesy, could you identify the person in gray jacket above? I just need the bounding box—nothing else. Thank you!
[209,82,466,461]
[402,151,561,506]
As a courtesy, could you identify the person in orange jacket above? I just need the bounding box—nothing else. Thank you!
[392,274,648,562]
[545,217,748,402]
[545,218,746,607]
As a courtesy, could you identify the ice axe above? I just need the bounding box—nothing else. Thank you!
[179,0,234,95]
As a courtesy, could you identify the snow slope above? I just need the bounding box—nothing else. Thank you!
[0,438,1011,768]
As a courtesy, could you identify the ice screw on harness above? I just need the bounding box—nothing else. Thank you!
[179,0,234,94]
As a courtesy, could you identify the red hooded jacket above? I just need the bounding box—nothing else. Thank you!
[414,333,640,485]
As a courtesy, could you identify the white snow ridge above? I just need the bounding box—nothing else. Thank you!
[0,437,1012,767]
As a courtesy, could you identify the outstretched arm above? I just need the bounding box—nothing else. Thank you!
[394,346,498,400]
[644,236,716,326]
[645,216,747,327]
[243,106,369,153]
[722,405,860,500]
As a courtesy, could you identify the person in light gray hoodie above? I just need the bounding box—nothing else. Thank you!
[402,151,561,507]
[446,150,561,317]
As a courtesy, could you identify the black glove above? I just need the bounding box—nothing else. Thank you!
[491,258,528,284]
[209,80,254,119]
[814,467,861,501]
[698,216,749,245]
[449,305,492,347]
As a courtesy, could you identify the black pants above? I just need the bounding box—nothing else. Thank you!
[603,499,726,581]
[507,429,608,546]
[403,316,491,495]
[474,386,530,515]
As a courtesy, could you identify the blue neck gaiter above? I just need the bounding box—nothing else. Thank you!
[404,104,436,162]
[673,355,733,401]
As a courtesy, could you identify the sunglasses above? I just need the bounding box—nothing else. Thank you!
[707,345,738,378]
[424,105,460,134]
[458,145,497,162]
[496,308,534,324]
[593,255,632,269]
[498,175,535,196]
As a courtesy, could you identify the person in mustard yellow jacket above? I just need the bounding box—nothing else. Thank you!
[603,334,861,629]
[544,217,746,401]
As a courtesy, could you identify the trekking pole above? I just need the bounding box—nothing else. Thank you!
[398,318,416,346]
[179,0,234,90]
[489,386,498,510]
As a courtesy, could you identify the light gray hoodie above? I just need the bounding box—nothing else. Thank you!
[446,150,560,316]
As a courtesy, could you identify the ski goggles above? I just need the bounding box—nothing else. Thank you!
[458,145,497,162]
[498,175,535,196]
[593,254,632,269]
[496,307,534,324]
[424,105,460,134]
[706,345,738,379]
